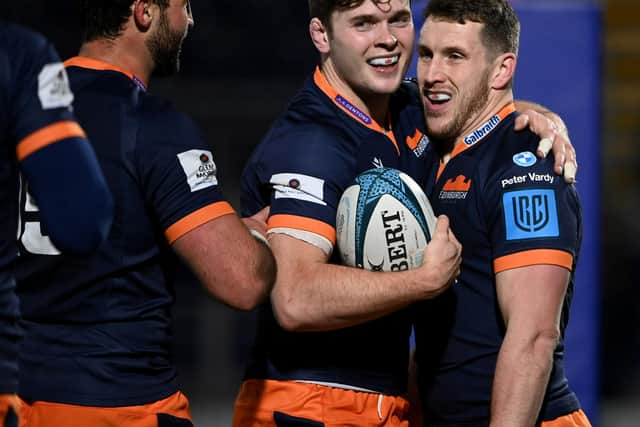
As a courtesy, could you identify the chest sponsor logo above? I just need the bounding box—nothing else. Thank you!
[406,130,430,158]
[440,175,472,200]
[503,189,559,240]
[38,62,74,110]
[501,172,555,189]
[177,149,218,192]
[513,151,537,167]
[270,173,327,206]
[372,157,384,169]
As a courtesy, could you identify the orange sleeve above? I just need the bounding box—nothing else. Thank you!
[16,121,86,161]
[493,249,574,273]
[165,202,235,244]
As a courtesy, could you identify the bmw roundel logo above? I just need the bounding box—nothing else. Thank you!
[513,151,537,167]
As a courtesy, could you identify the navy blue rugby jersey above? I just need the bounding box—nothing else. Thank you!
[15,57,234,406]
[240,68,431,395]
[414,104,583,425]
[0,23,88,394]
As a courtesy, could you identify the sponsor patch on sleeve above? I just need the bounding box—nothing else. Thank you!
[177,149,218,192]
[503,189,559,240]
[270,173,327,206]
[38,62,74,109]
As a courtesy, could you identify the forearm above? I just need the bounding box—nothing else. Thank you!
[272,260,428,332]
[490,332,557,427]
[270,216,460,332]
[514,99,567,137]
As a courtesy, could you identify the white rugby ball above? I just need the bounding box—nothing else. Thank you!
[336,167,436,272]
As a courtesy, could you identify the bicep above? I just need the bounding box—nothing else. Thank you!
[269,232,330,277]
[495,265,570,331]
[172,212,248,270]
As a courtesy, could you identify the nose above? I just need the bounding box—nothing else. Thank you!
[376,24,399,49]
[419,56,444,85]
[186,1,195,26]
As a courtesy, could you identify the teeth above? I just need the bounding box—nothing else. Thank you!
[428,93,451,102]
[368,55,399,66]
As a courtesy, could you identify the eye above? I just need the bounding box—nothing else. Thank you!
[417,47,432,60]
[449,52,464,60]
[389,14,411,27]
[354,19,374,30]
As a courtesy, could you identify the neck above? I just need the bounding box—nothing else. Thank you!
[320,62,391,129]
[456,92,514,146]
[78,35,153,88]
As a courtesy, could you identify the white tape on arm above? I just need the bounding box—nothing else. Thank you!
[249,229,270,248]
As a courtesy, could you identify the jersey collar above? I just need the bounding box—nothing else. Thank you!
[313,67,399,155]
[64,56,147,92]
[436,102,516,180]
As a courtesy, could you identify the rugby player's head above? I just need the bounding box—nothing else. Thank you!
[422,0,519,61]
[307,0,414,111]
[80,0,193,77]
[416,0,519,143]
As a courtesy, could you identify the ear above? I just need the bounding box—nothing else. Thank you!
[490,52,517,90]
[309,17,330,54]
[133,0,156,31]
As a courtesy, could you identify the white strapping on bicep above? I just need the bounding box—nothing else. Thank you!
[268,227,333,257]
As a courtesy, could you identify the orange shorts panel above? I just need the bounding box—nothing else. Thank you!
[232,379,409,427]
[1,394,20,426]
[541,409,592,427]
[18,391,192,427]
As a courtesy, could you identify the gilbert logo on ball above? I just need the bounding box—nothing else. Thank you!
[336,168,436,272]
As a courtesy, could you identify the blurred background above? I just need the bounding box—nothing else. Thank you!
[2,0,638,426]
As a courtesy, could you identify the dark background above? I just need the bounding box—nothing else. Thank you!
[2,1,638,426]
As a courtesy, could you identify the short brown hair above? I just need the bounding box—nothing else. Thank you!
[423,0,519,59]
[308,0,399,31]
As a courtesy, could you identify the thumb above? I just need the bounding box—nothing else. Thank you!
[433,215,450,238]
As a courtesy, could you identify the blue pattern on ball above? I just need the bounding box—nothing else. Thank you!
[352,168,430,267]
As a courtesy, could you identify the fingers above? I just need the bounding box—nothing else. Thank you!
[536,137,553,158]
[564,154,578,184]
[513,112,530,131]
[433,215,451,237]
[252,206,271,223]
[558,134,577,183]
[515,109,577,184]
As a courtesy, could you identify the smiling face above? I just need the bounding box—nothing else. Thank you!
[312,0,414,108]
[416,17,496,143]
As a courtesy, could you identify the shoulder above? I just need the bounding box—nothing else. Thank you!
[0,23,59,84]
[0,22,48,53]
[138,95,199,136]
[483,113,541,171]
[256,113,352,171]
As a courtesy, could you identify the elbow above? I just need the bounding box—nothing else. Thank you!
[213,255,276,312]
[48,190,114,255]
[531,327,562,356]
[270,285,310,332]
[241,250,277,311]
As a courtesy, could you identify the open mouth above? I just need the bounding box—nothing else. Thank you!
[367,55,400,68]
[426,91,451,105]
